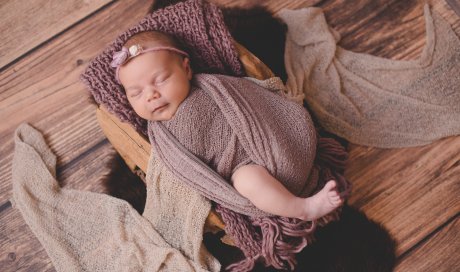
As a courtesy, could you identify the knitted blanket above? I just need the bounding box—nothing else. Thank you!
[10,123,221,272]
[279,4,460,148]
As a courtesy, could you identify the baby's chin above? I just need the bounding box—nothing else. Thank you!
[145,111,176,122]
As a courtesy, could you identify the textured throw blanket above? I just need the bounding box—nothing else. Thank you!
[11,123,221,272]
[279,4,460,148]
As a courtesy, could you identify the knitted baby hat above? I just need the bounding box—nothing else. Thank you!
[80,0,244,136]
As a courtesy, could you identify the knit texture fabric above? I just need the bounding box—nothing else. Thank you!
[279,4,460,148]
[10,123,221,272]
[80,0,244,136]
[149,74,351,270]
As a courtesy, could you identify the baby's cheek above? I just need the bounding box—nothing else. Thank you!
[129,101,145,118]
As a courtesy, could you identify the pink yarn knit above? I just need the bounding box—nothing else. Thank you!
[80,0,351,270]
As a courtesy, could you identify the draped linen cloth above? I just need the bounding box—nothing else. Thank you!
[10,123,221,272]
[279,4,460,148]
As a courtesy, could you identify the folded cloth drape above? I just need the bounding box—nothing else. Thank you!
[11,123,221,272]
[279,4,460,148]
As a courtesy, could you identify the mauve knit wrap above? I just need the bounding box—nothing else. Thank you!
[80,0,244,136]
[149,74,351,270]
[149,74,319,217]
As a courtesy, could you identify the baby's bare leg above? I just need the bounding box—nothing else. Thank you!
[231,164,343,221]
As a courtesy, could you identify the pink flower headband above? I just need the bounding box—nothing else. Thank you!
[110,44,189,83]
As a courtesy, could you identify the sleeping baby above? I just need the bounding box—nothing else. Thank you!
[111,30,344,221]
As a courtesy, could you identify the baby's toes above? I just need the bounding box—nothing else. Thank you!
[335,196,344,205]
[329,194,342,205]
[324,180,337,191]
[328,189,339,198]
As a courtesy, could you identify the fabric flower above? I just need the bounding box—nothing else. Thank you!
[110,47,130,68]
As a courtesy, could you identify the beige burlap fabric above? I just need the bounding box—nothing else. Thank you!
[11,123,220,272]
[279,4,460,148]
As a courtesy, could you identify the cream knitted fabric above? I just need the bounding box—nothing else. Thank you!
[279,4,460,148]
[11,123,220,272]
[143,154,220,270]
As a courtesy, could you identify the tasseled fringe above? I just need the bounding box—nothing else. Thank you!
[252,217,315,270]
[316,137,349,172]
[225,254,260,272]
[216,205,317,271]
[316,137,352,198]
[216,136,352,271]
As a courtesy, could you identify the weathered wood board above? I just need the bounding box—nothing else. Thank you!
[0,0,459,271]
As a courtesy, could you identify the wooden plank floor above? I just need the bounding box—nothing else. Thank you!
[1,0,459,271]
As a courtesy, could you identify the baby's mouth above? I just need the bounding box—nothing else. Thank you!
[153,104,168,113]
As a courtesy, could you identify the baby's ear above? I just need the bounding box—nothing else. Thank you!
[182,57,192,80]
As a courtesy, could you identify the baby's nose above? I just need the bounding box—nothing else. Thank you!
[146,87,159,101]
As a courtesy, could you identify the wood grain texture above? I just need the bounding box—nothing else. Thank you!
[0,205,56,272]
[395,216,460,272]
[0,0,459,271]
[321,0,460,59]
[97,106,150,172]
[0,102,107,204]
[234,41,275,79]
[346,136,460,255]
[0,0,154,204]
[0,0,113,69]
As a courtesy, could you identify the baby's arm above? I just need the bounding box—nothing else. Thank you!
[231,164,343,221]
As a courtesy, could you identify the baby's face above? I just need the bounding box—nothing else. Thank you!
[118,50,192,121]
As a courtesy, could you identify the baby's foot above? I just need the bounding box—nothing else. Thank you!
[298,180,343,221]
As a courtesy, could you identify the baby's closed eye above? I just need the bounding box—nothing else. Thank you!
[129,89,142,98]
[153,73,171,85]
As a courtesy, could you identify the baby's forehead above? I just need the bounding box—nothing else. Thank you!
[125,31,180,48]
[119,50,183,82]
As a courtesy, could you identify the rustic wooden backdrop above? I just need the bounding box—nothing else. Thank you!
[0,0,459,271]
